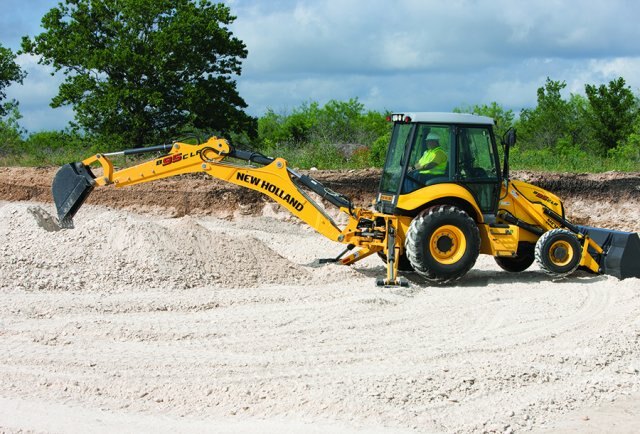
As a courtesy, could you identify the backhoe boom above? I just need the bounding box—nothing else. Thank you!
[52,136,407,286]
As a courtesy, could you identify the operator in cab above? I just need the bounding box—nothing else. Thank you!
[402,131,449,194]
[414,132,447,175]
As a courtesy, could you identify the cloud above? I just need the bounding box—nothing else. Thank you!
[232,0,640,77]
[4,54,73,132]
[588,57,640,89]
[0,0,54,50]
[227,0,640,117]
[4,0,640,131]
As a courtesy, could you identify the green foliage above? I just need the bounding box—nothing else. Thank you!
[517,78,574,150]
[369,131,392,167]
[513,76,640,165]
[266,142,348,170]
[585,77,638,153]
[511,97,640,172]
[258,98,389,148]
[256,98,391,168]
[311,99,388,145]
[609,114,640,164]
[1,126,94,166]
[454,102,515,140]
[22,0,252,148]
[0,44,26,117]
[510,147,640,172]
[0,104,24,156]
[563,93,596,151]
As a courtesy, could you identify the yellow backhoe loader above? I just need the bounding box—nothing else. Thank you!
[51,112,640,286]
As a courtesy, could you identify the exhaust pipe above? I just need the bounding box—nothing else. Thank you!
[579,225,640,279]
[51,162,95,229]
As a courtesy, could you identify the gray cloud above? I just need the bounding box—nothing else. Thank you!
[230,0,640,116]
[3,0,640,132]
[4,54,72,132]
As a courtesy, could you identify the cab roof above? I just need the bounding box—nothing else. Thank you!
[391,112,495,126]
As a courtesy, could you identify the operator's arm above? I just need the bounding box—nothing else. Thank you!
[417,161,438,170]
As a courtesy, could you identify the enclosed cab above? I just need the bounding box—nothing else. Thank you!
[376,112,501,221]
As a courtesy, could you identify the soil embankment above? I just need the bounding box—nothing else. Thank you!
[1,167,639,231]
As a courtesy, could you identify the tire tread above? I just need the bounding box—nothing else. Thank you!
[405,205,480,282]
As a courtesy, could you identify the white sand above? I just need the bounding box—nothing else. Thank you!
[1,201,639,433]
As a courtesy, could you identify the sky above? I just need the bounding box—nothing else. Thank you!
[2,0,640,132]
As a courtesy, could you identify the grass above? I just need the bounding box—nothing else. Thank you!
[2,141,639,173]
[510,149,640,173]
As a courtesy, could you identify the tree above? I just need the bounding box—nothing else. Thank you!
[257,98,390,150]
[454,102,514,141]
[585,77,638,153]
[0,44,26,117]
[517,78,572,150]
[22,0,252,148]
[312,98,388,146]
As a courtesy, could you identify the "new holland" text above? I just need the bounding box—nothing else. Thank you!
[236,173,304,211]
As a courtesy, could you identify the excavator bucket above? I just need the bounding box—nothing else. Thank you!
[579,226,640,279]
[51,162,95,229]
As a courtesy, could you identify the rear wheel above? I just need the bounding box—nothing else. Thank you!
[405,205,480,282]
[495,242,535,272]
[535,229,582,276]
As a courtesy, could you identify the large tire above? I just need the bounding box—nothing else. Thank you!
[535,229,582,276]
[495,242,535,272]
[377,251,414,272]
[405,205,480,282]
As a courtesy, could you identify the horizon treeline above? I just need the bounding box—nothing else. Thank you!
[1,76,639,172]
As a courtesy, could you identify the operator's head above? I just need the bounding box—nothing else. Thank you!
[425,132,440,148]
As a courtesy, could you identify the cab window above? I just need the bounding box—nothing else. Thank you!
[457,127,498,179]
[456,126,499,212]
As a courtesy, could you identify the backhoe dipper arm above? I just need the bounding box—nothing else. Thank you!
[52,137,353,242]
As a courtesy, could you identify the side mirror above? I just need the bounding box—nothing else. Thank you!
[501,128,516,180]
[503,128,516,148]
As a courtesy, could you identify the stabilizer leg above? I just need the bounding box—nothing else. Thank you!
[376,221,409,287]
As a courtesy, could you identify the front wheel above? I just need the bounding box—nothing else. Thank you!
[405,205,480,282]
[535,229,582,276]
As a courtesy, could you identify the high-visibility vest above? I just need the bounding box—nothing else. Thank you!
[418,146,447,175]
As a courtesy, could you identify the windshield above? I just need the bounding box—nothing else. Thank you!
[379,123,412,193]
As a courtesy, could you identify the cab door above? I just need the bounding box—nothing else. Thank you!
[455,126,501,214]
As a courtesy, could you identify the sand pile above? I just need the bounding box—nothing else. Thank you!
[0,203,309,291]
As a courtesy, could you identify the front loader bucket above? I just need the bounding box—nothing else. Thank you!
[578,225,640,279]
[51,162,95,229]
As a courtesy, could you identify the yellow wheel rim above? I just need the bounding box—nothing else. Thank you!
[548,240,574,266]
[429,225,467,265]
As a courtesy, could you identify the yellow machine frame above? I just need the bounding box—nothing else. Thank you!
[80,137,406,284]
[55,134,613,285]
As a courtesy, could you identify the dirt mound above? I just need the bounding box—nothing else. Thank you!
[0,203,308,291]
